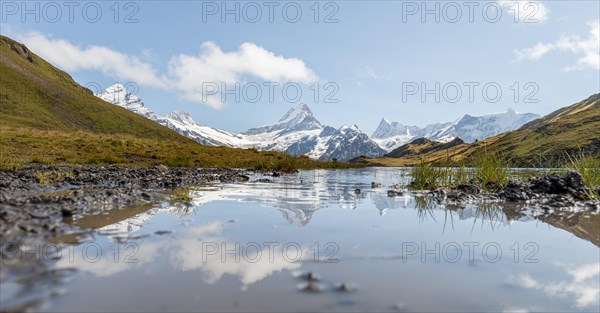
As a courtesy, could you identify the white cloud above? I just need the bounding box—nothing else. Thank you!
[355,66,390,88]
[515,42,552,60]
[515,20,600,71]
[498,1,549,23]
[15,32,317,109]
[167,42,317,109]
[19,32,167,88]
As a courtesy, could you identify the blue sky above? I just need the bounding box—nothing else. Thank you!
[1,1,599,133]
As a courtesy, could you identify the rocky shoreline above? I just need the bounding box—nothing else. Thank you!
[1,167,598,244]
[0,165,252,242]
[417,171,599,211]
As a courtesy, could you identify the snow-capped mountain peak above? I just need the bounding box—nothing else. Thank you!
[96,83,156,119]
[165,111,196,125]
[373,109,540,152]
[245,103,322,136]
[279,103,314,122]
[244,104,385,161]
[340,124,360,132]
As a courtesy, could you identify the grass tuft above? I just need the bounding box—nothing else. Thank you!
[472,153,510,190]
[35,170,75,186]
[409,153,510,191]
[565,151,600,199]
[170,187,193,204]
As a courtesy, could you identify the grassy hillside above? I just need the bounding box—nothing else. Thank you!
[358,94,600,167]
[0,36,190,140]
[468,94,600,166]
[0,35,355,171]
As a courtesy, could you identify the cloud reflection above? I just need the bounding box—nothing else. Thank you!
[511,263,600,308]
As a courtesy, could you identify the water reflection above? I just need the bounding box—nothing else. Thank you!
[2,168,599,312]
[171,221,303,289]
[78,168,600,247]
[509,262,600,309]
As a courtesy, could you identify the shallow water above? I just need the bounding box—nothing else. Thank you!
[2,168,599,312]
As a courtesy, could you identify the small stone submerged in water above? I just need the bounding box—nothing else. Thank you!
[298,281,326,293]
[387,190,403,197]
[295,271,324,292]
[297,271,321,282]
[294,271,357,294]
[336,282,358,293]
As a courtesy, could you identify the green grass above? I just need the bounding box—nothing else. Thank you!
[0,126,358,171]
[472,153,510,190]
[0,156,23,171]
[409,160,445,190]
[170,187,193,204]
[409,153,510,191]
[35,170,75,186]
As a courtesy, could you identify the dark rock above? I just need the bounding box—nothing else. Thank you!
[501,180,533,201]
[354,188,361,194]
[456,184,481,195]
[446,190,465,200]
[237,174,250,182]
[371,182,382,188]
[300,281,323,293]
[530,173,566,194]
[141,192,152,201]
[253,178,272,183]
[61,207,76,217]
[529,171,590,199]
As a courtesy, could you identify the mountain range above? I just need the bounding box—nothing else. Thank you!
[358,94,600,167]
[372,109,540,151]
[97,84,539,161]
[97,84,386,161]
